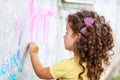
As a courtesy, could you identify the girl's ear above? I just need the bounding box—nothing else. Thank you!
[74,33,81,40]
[78,33,81,39]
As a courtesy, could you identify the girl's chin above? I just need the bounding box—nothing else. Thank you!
[65,47,72,51]
[65,46,68,50]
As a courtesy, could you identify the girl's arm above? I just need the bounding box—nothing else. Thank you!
[29,42,53,79]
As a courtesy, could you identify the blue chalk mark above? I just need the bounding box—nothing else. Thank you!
[10,57,13,63]
[18,67,22,72]
[17,48,20,60]
[18,31,23,45]
[10,54,18,66]
[0,64,6,75]
[8,73,17,80]
[21,59,24,67]
[18,59,25,72]
[13,54,17,65]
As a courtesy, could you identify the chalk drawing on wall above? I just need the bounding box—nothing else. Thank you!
[0,0,57,80]
[29,0,57,43]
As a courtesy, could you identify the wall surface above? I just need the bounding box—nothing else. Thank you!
[0,0,57,80]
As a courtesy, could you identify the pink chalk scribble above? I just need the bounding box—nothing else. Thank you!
[16,17,20,40]
[28,0,57,42]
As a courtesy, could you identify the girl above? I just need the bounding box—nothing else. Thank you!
[29,10,114,80]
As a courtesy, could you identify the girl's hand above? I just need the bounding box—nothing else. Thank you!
[29,42,39,55]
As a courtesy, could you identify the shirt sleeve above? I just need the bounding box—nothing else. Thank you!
[50,60,67,78]
[100,72,104,80]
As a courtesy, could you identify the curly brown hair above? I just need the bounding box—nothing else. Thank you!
[67,10,114,80]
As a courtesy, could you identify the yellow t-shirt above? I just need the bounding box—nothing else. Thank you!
[50,56,89,80]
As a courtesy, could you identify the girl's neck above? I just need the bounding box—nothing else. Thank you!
[74,52,79,57]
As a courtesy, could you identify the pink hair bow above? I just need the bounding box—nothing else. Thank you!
[80,17,94,35]
[84,17,94,26]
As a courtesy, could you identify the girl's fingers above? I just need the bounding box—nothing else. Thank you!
[29,42,39,53]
